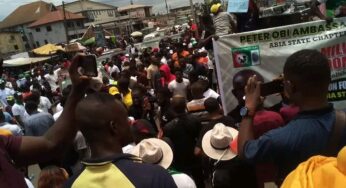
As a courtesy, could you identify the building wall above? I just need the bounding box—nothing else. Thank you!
[85,9,117,22]
[0,32,25,55]
[63,1,118,23]
[127,7,152,19]
[30,20,85,47]
[63,1,116,12]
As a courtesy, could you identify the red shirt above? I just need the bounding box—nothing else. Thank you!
[191,23,198,31]
[0,136,26,188]
[253,110,284,138]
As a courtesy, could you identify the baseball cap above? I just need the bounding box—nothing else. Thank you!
[211,3,221,14]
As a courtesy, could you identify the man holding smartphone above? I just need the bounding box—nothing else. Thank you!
[237,50,346,184]
[0,54,90,187]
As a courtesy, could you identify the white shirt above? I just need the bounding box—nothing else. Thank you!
[203,88,220,99]
[56,103,63,113]
[130,47,137,54]
[44,73,58,92]
[168,79,190,99]
[25,178,35,188]
[172,173,197,188]
[39,96,52,113]
[0,88,15,107]
[0,123,23,136]
[110,65,120,74]
[12,103,29,121]
[161,57,168,64]
[53,110,63,121]
[122,143,136,154]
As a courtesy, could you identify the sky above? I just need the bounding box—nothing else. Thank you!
[0,0,206,21]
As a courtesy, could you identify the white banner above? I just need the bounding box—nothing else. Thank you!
[213,17,346,114]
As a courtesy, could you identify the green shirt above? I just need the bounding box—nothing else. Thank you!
[321,0,346,17]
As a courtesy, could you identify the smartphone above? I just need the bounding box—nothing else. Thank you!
[78,55,98,77]
[260,80,284,97]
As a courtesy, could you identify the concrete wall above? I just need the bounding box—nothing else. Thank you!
[86,9,117,22]
[129,8,146,18]
[0,32,25,55]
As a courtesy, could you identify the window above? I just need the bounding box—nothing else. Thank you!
[14,45,19,50]
[44,40,48,44]
[36,41,40,47]
[10,35,15,40]
[76,21,82,27]
[67,22,74,28]
[35,28,41,32]
[46,25,52,32]
[108,10,114,17]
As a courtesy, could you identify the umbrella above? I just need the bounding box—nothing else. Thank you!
[131,31,143,37]
[3,57,50,67]
[33,43,64,55]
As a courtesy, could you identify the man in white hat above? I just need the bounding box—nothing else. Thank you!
[132,138,196,188]
[163,95,204,187]
[201,123,257,188]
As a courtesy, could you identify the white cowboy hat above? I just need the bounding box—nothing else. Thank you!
[131,138,173,169]
[202,123,238,161]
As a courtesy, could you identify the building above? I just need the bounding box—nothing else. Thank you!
[0,32,25,57]
[58,0,119,24]
[28,10,86,46]
[170,6,191,16]
[118,4,153,19]
[0,1,57,49]
[85,4,153,36]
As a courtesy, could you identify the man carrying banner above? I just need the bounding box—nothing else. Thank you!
[210,3,238,36]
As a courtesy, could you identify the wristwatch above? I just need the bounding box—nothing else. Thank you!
[240,107,255,118]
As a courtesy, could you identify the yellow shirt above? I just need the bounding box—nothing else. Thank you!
[122,90,132,109]
[282,147,346,188]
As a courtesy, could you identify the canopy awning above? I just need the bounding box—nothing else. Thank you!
[3,57,50,67]
[33,43,64,55]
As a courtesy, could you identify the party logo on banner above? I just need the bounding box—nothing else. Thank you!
[231,45,260,68]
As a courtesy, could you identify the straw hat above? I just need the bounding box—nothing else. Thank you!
[202,123,238,161]
[132,138,173,169]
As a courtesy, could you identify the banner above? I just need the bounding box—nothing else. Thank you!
[213,17,346,114]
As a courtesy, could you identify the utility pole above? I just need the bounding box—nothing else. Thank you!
[189,0,196,21]
[62,1,69,44]
[164,0,169,15]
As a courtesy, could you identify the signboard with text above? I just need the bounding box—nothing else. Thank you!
[213,17,346,114]
[227,0,249,13]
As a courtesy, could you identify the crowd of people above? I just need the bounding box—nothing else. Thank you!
[0,1,346,188]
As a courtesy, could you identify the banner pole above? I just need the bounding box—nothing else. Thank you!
[213,38,228,115]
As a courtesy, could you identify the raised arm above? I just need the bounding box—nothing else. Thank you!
[238,76,260,158]
[14,55,90,166]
